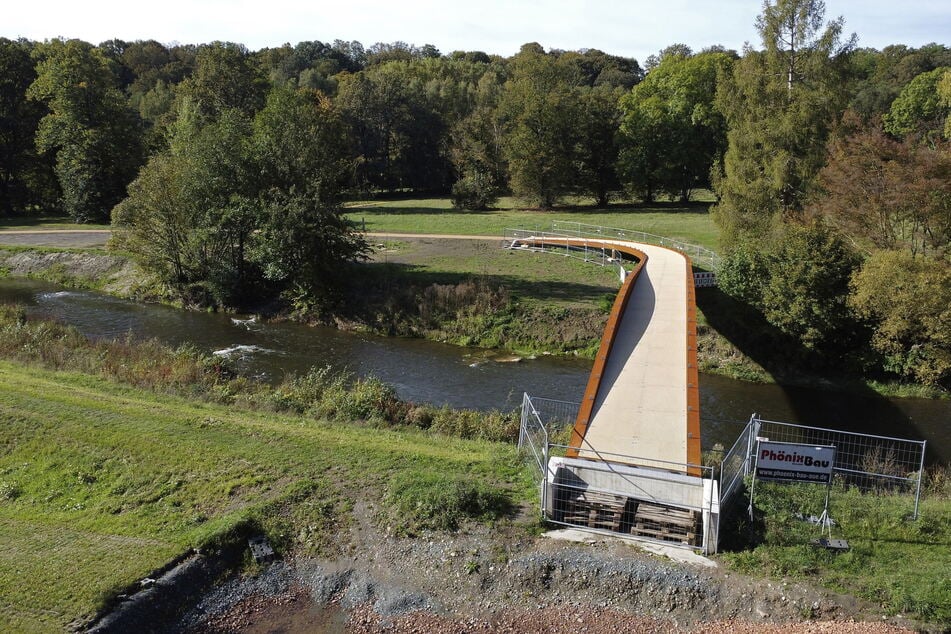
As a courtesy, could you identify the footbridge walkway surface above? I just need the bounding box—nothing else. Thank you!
[507,234,701,474]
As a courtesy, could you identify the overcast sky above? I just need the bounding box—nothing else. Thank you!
[6,1,949,61]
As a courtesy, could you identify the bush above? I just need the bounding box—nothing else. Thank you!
[451,172,498,210]
[384,469,512,533]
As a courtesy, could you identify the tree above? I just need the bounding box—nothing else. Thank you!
[814,112,951,258]
[115,86,367,309]
[883,67,950,140]
[450,105,505,209]
[850,251,951,387]
[250,86,368,301]
[849,44,951,120]
[760,221,860,352]
[0,38,57,215]
[113,102,255,305]
[27,38,143,222]
[336,62,452,192]
[619,51,732,202]
[174,41,265,122]
[498,45,582,208]
[575,85,623,206]
[713,0,855,245]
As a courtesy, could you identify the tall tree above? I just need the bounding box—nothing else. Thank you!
[27,39,143,223]
[619,50,732,202]
[883,67,950,141]
[250,86,368,302]
[498,44,582,208]
[0,38,57,215]
[713,0,855,244]
[814,112,951,258]
[174,41,265,122]
[575,85,623,207]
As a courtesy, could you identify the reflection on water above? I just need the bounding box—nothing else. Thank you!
[2,278,947,460]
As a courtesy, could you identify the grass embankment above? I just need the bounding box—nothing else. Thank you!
[352,237,620,356]
[722,480,951,626]
[0,306,531,633]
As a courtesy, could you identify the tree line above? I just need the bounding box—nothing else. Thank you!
[0,0,949,387]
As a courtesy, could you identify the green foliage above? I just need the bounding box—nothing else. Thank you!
[760,222,861,352]
[0,38,57,215]
[174,41,265,121]
[450,171,498,210]
[849,250,951,387]
[713,0,855,245]
[719,222,860,355]
[384,470,512,533]
[619,51,732,202]
[27,39,143,222]
[115,84,365,309]
[883,66,950,139]
[499,46,583,208]
[940,69,951,138]
[716,242,771,305]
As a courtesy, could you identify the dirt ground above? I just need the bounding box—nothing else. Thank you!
[177,501,927,634]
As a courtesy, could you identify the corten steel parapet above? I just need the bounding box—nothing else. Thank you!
[511,236,701,476]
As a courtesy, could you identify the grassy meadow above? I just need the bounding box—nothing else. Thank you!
[345,197,720,250]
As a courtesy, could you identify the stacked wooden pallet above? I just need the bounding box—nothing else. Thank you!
[631,503,700,546]
[560,489,630,531]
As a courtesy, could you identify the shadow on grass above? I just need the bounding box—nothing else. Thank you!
[354,261,614,306]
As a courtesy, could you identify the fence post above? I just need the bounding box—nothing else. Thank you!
[914,440,927,520]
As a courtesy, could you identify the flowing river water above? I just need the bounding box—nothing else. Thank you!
[1,278,947,462]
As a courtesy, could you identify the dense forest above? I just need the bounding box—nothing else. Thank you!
[0,0,949,388]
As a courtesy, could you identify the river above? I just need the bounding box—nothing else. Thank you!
[1,278,947,462]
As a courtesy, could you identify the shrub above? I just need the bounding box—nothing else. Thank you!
[384,469,512,533]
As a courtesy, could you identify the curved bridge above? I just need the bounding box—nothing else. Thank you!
[510,235,701,475]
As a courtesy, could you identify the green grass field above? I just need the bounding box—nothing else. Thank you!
[345,197,720,251]
[0,361,530,633]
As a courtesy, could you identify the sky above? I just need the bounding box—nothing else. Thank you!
[6,1,949,62]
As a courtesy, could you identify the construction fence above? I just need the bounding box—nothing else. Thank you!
[519,395,929,554]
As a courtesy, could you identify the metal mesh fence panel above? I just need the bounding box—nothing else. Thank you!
[751,417,927,518]
[719,415,756,511]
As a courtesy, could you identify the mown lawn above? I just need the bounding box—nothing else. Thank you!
[0,361,530,633]
[345,197,720,251]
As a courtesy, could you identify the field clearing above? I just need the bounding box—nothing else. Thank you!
[345,198,720,251]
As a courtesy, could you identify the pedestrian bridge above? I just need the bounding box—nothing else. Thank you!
[508,232,702,474]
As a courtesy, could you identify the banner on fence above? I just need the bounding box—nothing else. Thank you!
[755,440,835,484]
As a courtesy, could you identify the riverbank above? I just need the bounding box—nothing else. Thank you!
[1,240,947,400]
[1,309,948,632]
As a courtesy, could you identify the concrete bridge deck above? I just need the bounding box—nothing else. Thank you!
[510,236,701,473]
